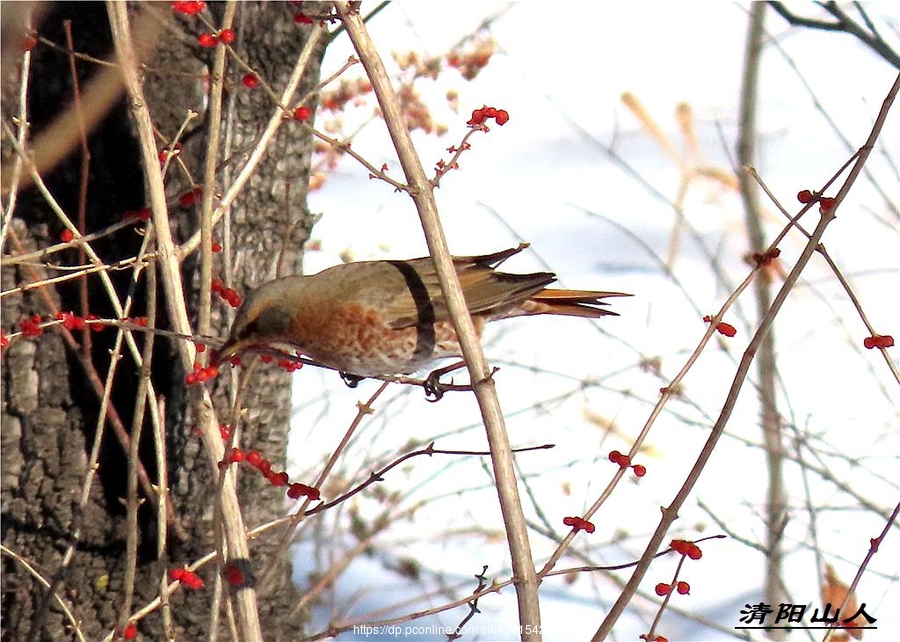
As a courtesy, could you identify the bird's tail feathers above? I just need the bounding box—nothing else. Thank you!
[527,289,631,318]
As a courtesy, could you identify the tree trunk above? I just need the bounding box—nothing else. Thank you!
[2,3,326,639]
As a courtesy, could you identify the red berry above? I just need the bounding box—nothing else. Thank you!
[172,1,205,15]
[223,563,245,587]
[797,189,814,204]
[294,106,312,121]
[86,314,104,333]
[632,464,646,477]
[818,196,836,212]
[269,471,289,487]
[219,28,235,44]
[242,73,259,89]
[676,581,691,594]
[715,322,737,337]
[293,12,313,24]
[211,241,222,252]
[864,335,894,349]
[495,109,510,125]
[21,316,43,337]
[287,483,321,500]
[655,583,672,596]
[122,622,137,639]
[60,229,74,243]
[178,190,197,207]
[671,540,686,555]
[197,32,217,48]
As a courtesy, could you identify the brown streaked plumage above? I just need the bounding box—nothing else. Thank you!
[218,244,630,377]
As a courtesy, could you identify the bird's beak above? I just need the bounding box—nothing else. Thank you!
[214,337,243,365]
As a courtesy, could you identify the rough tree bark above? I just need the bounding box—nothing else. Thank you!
[1,2,326,639]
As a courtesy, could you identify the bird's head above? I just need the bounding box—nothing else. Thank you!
[216,278,297,364]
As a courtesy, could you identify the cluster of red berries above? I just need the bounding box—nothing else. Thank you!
[670,539,703,560]
[197,29,236,48]
[446,40,495,80]
[59,311,130,332]
[1,313,147,351]
[703,315,737,338]
[655,581,690,596]
[222,447,320,501]
[467,105,510,128]
[211,279,242,308]
[562,515,595,534]
[864,335,894,349]
[170,567,204,589]
[185,361,218,385]
[171,1,205,15]
[19,315,44,338]
[797,189,837,213]
[253,353,305,373]
[608,450,647,477]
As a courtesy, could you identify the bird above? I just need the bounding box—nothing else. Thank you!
[217,244,630,378]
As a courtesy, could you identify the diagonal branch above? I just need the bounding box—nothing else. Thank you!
[592,70,900,641]
[335,3,542,638]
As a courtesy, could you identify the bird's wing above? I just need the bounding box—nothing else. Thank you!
[382,247,555,328]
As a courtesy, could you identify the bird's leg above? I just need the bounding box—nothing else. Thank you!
[340,372,366,388]
[423,360,469,402]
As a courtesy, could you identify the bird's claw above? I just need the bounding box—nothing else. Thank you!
[423,371,448,402]
[340,372,365,388]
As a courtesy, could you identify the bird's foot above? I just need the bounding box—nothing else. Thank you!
[340,372,366,388]
[423,361,469,402]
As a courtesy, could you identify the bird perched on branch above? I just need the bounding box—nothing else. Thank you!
[217,244,629,378]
